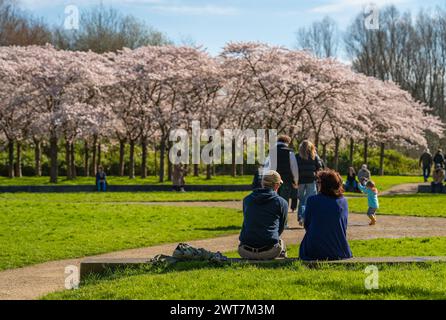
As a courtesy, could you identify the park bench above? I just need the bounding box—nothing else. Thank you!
[79,256,446,281]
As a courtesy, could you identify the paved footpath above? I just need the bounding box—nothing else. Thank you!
[1,196,446,300]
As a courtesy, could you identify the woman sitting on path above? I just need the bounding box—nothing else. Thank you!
[299,169,353,261]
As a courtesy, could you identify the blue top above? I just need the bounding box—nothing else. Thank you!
[239,188,288,248]
[358,184,379,209]
[299,194,352,261]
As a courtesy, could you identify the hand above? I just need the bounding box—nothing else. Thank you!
[292,182,298,189]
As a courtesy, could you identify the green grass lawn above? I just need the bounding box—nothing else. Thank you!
[44,237,446,300]
[0,191,248,203]
[0,202,242,271]
[348,194,446,218]
[0,175,422,187]
[0,175,253,186]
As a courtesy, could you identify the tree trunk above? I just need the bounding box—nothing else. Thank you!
[34,140,42,177]
[97,143,101,169]
[349,138,354,167]
[231,139,236,177]
[193,164,199,177]
[129,140,135,179]
[8,140,14,178]
[364,137,369,166]
[379,142,385,176]
[154,144,158,177]
[49,134,58,183]
[322,144,327,167]
[91,136,97,176]
[141,138,148,179]
[239,163,244,176]
[84,140,89,177]
[159,139,166,182]
[334,137,340,171]
[119,139,125,177]
[206,165,212,180]
[15,142,22,178]
[166,141,172,181]
[65,140,72,180]
[70,142,76,179]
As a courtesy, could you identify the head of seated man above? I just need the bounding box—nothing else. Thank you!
[238,170,288,260]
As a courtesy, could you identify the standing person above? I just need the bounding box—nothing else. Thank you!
[298,169,352,261]
[433,149,445,169]
[172,164,186,192]
[357,164,371,186]
[295,140,323,226]
[344,167,359,192]
[263,135,299,227]
[419,149,433,182]
[238,170,288,260]
[358,180,379,226]
[431,164,445,193]
[96,166,107,192]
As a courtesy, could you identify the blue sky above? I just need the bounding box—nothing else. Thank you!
[19,0,446,55]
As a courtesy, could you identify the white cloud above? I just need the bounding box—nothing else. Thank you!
[310,0,407,14]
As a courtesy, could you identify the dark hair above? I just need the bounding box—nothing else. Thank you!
[277,135,291,144]
[317,169,344,198]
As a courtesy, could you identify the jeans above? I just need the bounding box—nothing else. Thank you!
[278,181,293,226]
[423,166,431,182]
[344,180,358,192]
[298,182,318,221]
[97,181,106,192]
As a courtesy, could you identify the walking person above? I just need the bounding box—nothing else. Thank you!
[433,149,445,169]
[96,166,107,192]
[419,149,433,182]
[238,170,288,260]
[172,164,186,192]
[295,140,323,226]
[358,180,379,226]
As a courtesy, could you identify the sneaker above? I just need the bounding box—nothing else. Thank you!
[368,215,377,226]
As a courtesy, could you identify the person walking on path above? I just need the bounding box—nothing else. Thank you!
[263,135,299,227]
[172,164,186,192]
[433,149,445,169]
[299,169,353,261]
[295,140,323,226]
[96,166,107,192]
[358,180,379,226]
[238,170,288,260]
[419,149,433,182]
[431,164,445,193]
[357,164,371,186]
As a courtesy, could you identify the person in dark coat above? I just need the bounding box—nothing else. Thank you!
[431,164,445,193]
[433,149,445,170]
[419,149,433,182]
[239,170,288,260]
[299,169,353,261]
[344,167,359,192]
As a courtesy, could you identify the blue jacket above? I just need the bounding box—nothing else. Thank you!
[358,184,379,209]
[239,188,288,248]
[299,194,352,261]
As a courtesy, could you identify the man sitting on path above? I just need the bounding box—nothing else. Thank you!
[238,170,288,260]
